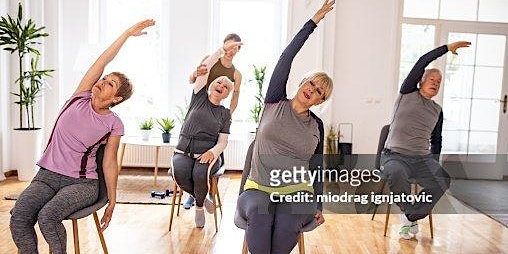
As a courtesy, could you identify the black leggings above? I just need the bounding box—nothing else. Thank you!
[172,153,221,207]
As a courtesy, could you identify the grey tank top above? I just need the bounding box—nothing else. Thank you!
[385,90,441,155]
[249,100,320,187]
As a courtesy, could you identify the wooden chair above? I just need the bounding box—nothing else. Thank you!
[234,141,316,254]
[371,124,434,238]
[168,155,225,232]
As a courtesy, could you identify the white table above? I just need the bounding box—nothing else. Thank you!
[118,136,177,186]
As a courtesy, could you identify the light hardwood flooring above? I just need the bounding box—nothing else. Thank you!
[1,172,507,254]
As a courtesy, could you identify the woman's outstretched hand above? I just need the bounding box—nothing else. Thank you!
[311,0,335,25]
[127,19,155,37]
[447,41,471,55]
[223,41,244,52]
[315,210,325,226]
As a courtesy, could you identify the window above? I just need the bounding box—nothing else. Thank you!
[211,0,287,133]
[94,0,170,137]
[442,33,506,153]
[404,0,508,23]
[398,24,436,89]
[399,0,508,154]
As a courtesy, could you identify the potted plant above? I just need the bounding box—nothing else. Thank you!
[0,3,54,181]
[157,117,175,143]
[174,98,189,134]
[250,64,266,124]
[139,118,154,141]
[249,65,266,141]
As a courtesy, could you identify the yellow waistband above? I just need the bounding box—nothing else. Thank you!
[244,179,314,195]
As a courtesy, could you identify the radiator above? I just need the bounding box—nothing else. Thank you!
[120,145,173,168]
[120,138,249,170]
[223,138,249,170]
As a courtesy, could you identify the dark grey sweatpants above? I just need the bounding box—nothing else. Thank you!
[236,190,316,254]
[172,153,221,207]
[380,152,450,221]
[10,168,99,254]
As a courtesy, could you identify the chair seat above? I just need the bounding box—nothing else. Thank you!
[234,210,317,232]
[212,165,226,178]
[66,197,108,220]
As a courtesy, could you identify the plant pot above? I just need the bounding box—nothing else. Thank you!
[247,131,256,144]
[12,128,43,181]
[162,133,171,143]
[140,129,151,141]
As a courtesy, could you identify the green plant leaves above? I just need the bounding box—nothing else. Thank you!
[0,3,52,129]
[157,117,175,133]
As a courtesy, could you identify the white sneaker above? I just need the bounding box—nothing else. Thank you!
[410,221,419,235]
[399,213,413,240]
[195,207,205,228]
[204,197,215,214]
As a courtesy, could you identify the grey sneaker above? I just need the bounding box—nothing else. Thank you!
[195,207,205,228]
[204,197,215,214]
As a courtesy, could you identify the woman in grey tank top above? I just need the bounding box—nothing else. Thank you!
[235,1,335,253]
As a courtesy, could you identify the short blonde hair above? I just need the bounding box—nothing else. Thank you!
[300,71,334,100]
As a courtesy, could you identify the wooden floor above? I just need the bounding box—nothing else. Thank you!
[1,172,508,254]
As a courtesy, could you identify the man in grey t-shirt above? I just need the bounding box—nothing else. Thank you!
[381,41,470,240]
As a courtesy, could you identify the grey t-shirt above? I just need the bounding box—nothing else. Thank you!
[176,88,231,155]
[249,100,320,187]
[385,91,441,155]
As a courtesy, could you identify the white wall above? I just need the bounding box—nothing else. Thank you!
[0,0,9,180]
[331,0,400,153]
[167,0,211,121]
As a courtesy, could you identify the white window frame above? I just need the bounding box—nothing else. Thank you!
[210,0,288,134]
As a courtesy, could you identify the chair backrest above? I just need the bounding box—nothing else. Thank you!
[238,141,255,195]
[96,144,108,201]
[66,144,108,220]
[375,124,390,169]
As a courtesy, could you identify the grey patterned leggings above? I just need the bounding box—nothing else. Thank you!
[10,168,99,254]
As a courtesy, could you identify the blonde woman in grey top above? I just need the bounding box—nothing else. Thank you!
[235,1,335,253]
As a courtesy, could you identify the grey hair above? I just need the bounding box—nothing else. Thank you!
[421,68,442,82]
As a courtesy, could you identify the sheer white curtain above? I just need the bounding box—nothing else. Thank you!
[0,0,11,181]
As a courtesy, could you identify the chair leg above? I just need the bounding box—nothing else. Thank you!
[93,212,109,254]
[212,181,219,233]
[176,185,182,216]
[214,178,223,217]
[429,212,434,239]
[169,182,179,231]
[298,233,305,254]
[371,204,379,221]
[371,180,386,220]
[242,234,249,254]
[383,204,391,237]
[72,219,80,254]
